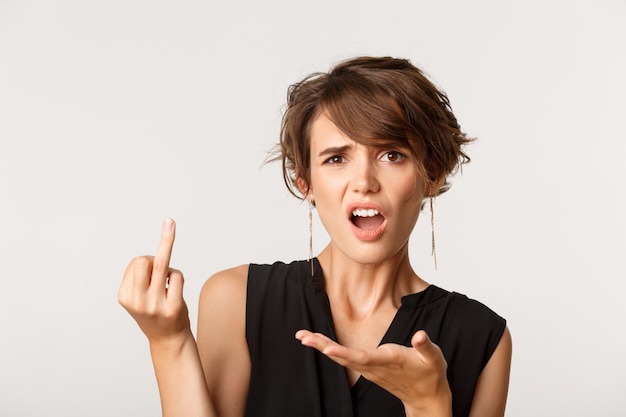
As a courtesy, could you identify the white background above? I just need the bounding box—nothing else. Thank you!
[1,0,625,416]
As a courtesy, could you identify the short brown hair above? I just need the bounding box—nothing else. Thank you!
[275,56,472,199]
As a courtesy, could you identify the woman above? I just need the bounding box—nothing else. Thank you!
[119,56,512,417]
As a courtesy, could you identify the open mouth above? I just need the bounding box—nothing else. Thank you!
[351,208,385,230]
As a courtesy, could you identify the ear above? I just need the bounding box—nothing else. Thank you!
[296,176,313,199]
[428,176,446,196]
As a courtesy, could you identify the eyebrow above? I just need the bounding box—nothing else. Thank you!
[317,145,352,158]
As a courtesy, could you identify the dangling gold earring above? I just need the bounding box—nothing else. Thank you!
[430,194,438,270]
[308,195,314,276]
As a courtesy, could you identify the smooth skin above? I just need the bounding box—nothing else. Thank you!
[118,114,512,417]
[120,223,511,417]
[118,219,216,417]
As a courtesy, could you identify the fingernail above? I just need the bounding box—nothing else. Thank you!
[163,218,174,230]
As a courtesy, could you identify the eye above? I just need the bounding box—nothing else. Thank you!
[380,151,406,162]
[325,155,346,164]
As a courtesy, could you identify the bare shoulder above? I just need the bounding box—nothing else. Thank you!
[198,264,249,334]
[197,262,249,343]
[197,264,250,417]
[200,264,249,304]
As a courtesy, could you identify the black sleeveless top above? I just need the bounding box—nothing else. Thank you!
[244,259,506,417]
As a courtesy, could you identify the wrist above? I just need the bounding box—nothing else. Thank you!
[403,385,452,417]
[149,329,195,356]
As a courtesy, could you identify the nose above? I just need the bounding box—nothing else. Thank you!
[350,156,380,194]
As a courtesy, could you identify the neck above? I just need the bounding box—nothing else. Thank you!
[316,243,428,317]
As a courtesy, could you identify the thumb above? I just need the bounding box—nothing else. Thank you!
[411,330,442,362]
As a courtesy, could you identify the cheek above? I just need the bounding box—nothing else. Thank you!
[397,175,424,205]
[310,168,347,198]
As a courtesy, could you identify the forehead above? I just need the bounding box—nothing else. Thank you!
[309,113,350,149]
[309,112,411,155]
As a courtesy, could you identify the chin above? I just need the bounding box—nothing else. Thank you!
[338,243,405,266]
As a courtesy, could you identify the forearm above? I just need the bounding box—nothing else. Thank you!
[150,331,216,417]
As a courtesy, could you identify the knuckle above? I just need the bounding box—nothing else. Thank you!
[117,284,136,308]
[169,270,185,283]
[117,289,129,307]
[130,256,152,271]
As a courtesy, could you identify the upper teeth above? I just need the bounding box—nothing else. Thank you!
[352,209,379,217]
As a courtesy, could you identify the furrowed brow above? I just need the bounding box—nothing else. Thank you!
[318,145,351,158]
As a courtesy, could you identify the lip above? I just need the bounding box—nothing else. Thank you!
[347,202,387,241]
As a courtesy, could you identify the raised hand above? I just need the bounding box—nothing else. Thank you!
[118,219,191,345]
[295,329,452,417]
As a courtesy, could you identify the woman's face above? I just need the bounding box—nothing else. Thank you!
[307,113,425,265]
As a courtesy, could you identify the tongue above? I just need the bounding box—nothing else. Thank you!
[353,214,384,230]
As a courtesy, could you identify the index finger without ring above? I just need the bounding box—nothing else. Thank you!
[152,218,176,282]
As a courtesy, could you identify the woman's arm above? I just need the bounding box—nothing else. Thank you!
[197,265,251,417]
[149,332,216,417]
[118,219,215,417]
[468,326,512,417]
